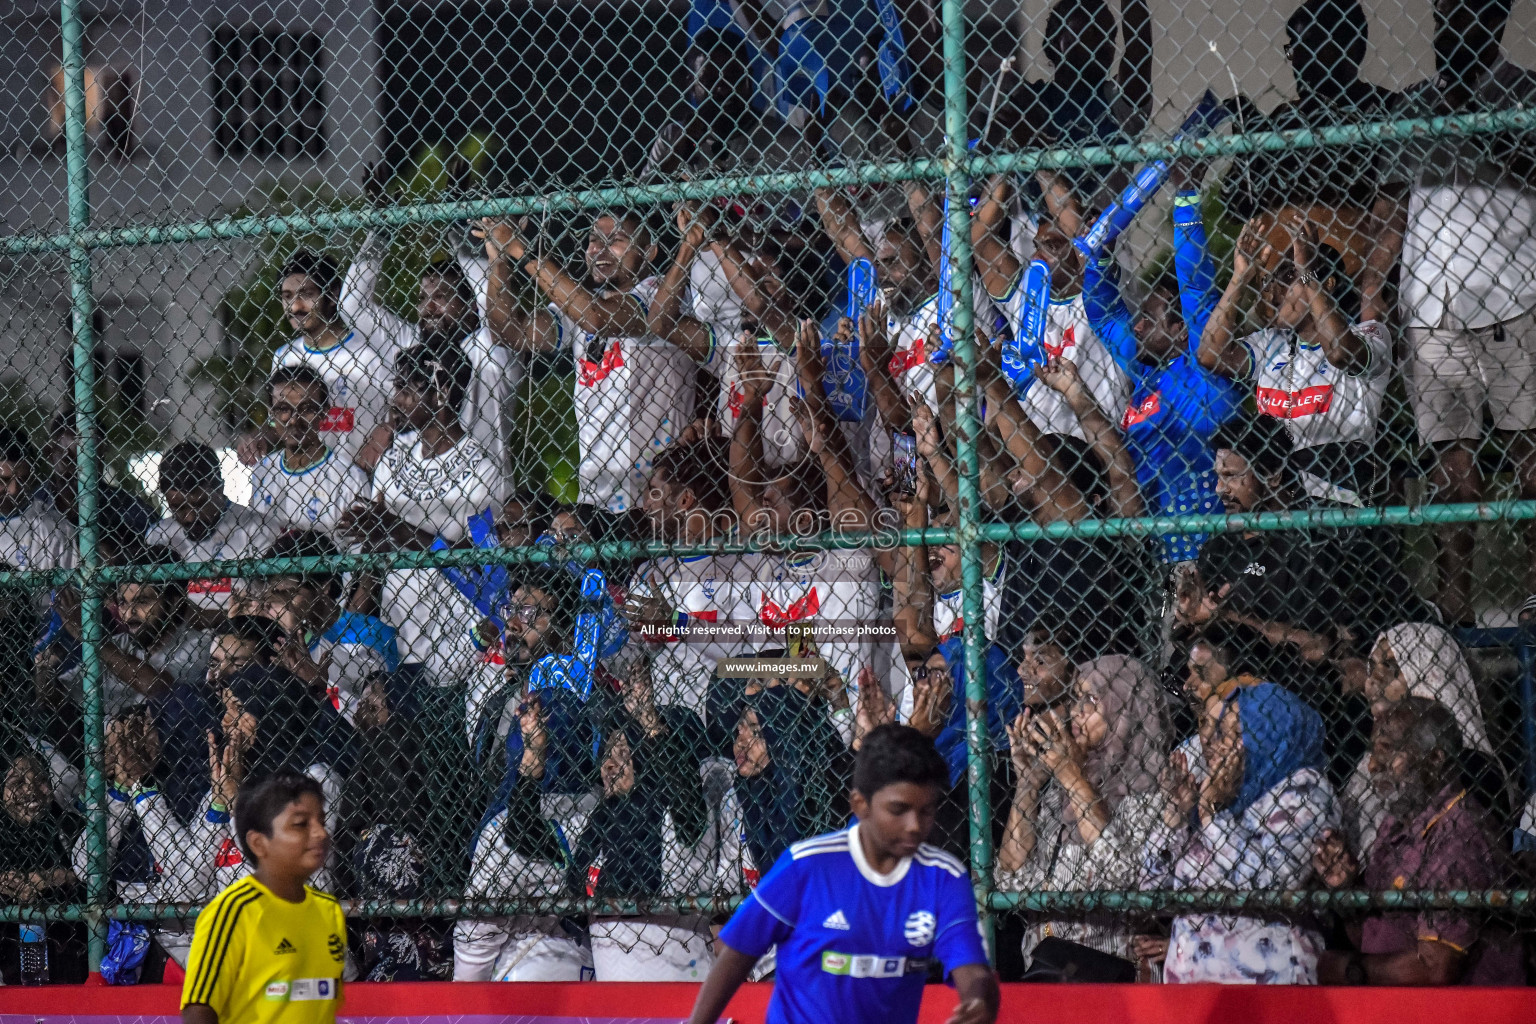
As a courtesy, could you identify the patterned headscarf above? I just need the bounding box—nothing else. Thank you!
[1379,623,1492,754]
[1074,655,1167,824]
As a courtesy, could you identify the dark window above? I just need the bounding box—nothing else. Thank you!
[209,25,326,159]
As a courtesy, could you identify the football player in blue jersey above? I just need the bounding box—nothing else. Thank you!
[686,724,998,1024]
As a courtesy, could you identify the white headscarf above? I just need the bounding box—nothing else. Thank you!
[1380,623,1492,754]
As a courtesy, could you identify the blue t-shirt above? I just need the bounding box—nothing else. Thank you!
[718,824,988,1024]
[1082,190,1243,563]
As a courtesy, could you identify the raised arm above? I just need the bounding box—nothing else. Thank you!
[727,335,779,532]
[1291,219,1369,374]
[341,229,413,341]
[645,203,720,364]
[889,483,939,655]
[709,235,798,338]
[1034,357,1144,518]
[971,174,1022,302]
[1082,251,1146,384]
[479,219,561,354]
[488,220,649,337]
[815,187,876,267]
[1198,222,1270,379]
[858,299,912,434]
[1360,185,1406,326]
[904,179,944,270]
[983,376,1091,525]
[1171,189,1221,348]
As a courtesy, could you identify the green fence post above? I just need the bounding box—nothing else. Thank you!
[938,0,994,954]
[59,0,107,974]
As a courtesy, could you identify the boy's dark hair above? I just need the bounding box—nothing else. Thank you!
[506,564,584,644]
[853,724,950,798]
[394,341,473,412]
[262,530,343,601]
[234,770,326,865]
[652,440,730,516]
[0,426,37,468]
[158,441,223,493]
[216,615,286,662]
[279,249,342,298]
[266,364,332,408]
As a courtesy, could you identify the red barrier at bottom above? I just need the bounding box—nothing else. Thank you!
[0,981,1532,1022]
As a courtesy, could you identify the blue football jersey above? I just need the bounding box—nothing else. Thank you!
[718,824,988,1024]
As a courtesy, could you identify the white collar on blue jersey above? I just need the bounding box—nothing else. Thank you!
[847,823,912,887]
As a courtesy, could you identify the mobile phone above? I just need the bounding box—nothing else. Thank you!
[892,431,919,495]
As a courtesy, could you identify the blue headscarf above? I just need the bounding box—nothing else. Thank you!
[1228,682,1326,816]
[934,638,1025,787]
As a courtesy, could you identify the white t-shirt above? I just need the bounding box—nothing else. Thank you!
[627,553,760,713]
[372,433,499,544]
[271,332,395,469]
[1240,321,1392,451]
[372,432,498,684]
[554,277,698,512]
[248,447,370,542]
[340,245,523,493]
[995,285,1131,440]
[145,503,286,612]
[0,500,75,571]
[753,547,885,693]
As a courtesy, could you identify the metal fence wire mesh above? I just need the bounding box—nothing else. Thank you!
[0,0,1532,989]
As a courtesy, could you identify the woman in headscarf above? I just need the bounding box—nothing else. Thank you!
[995,654,1168,968]
[1341,622,1507,855]
[0,740,83,983]
[1142,681,1340,984]
[726,681,851,886]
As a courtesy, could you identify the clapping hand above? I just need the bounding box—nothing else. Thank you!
[1312,828,1359,889]
[1160,750,1199,828]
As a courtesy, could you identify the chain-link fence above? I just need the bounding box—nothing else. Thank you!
[0,0,1532,991]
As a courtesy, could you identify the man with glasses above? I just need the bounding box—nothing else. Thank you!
[248,366,371,546]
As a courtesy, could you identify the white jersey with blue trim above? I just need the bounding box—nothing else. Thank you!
[248,447,370,542]
[271,331,394,468]
[932,555,1002,643]
[995,285,1130,441]
[717,823,988,1024]
[551,277,698,513]
[145,503,286,612]
[0,499,75,572]
[754,548,884,691]
[1239,322,1392,451]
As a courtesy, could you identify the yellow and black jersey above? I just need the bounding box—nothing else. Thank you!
[181,876,347,1024]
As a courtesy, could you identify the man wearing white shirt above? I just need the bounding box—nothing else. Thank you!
[146,442,286,630]
[479,213,699,529]
[1374,0,1536,624]
[237,250,396,474]
[342,233,520,497]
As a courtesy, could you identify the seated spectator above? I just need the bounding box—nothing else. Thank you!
[1140,681,1339,984]
[147,441,285,630]
[455,692,595,982]
[64,544,212,718]
[38,408,154,547]
[0,427,76,644]
[247,365,371,542]
[1340,623,1506,856]
[1198,216,1390,507]
[1316,699,1523,984]
[717,679,852,888]
[343,233,520,495]
[1080,163,1245,567]
[569,712,714,982]
[242,531,401,726]
[0,743,81,982]
[998,655,1166,970]
[241,249,395,473]
[480,211,699,526]
[342,342,493,692]
[346,675,453,982]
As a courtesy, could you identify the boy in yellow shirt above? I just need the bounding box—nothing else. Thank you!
[182,770,346,1024]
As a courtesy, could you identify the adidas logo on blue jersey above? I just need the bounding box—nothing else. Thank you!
[822,910,851,930]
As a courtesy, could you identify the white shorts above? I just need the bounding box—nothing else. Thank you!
[1405,310,1536,444]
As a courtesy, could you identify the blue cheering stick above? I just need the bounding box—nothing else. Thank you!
[1074,90,1231,260]
[929,192,957,366]
[846,256,877,323]
[999,259,1051,397]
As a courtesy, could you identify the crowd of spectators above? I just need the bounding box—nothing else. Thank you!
[1,0,1536,990]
